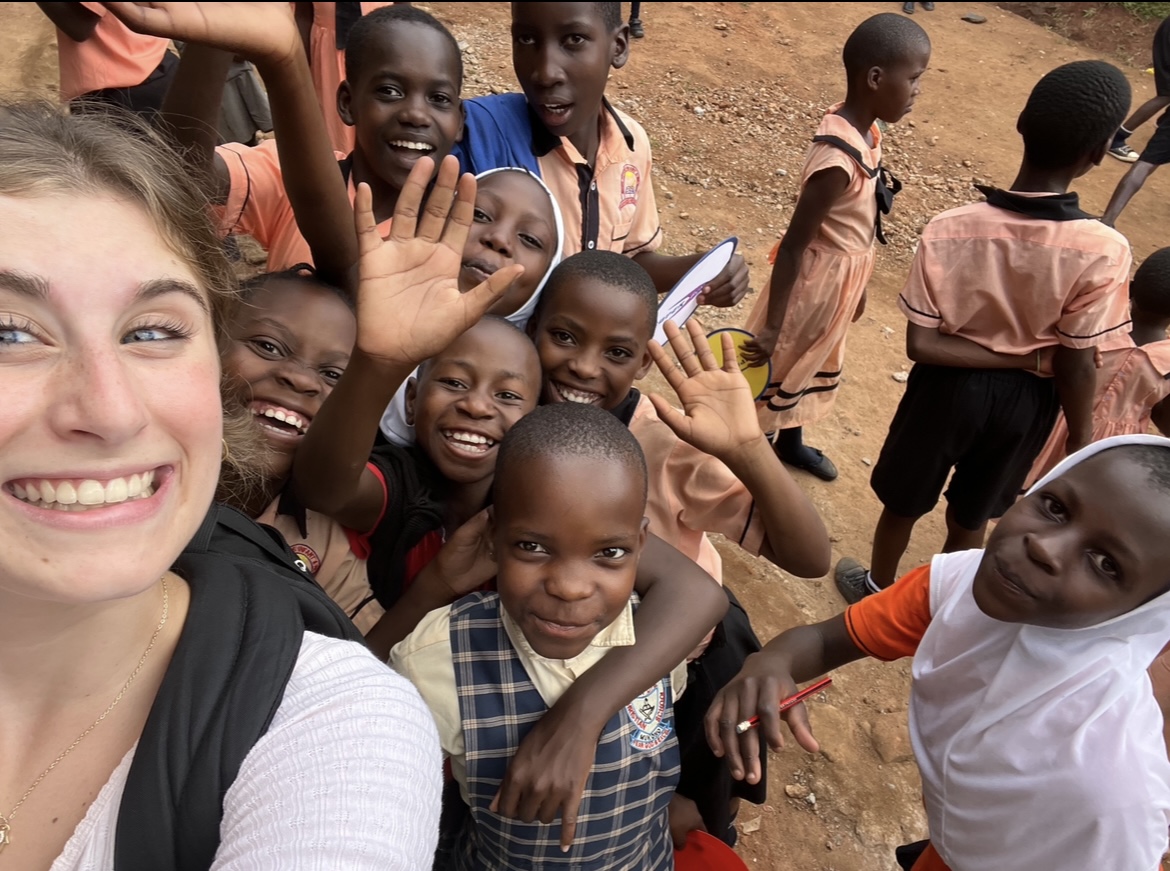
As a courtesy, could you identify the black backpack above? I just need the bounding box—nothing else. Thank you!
[113,503,365,871]
[811,133,903,245]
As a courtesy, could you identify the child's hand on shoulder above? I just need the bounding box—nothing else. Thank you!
[705,649,819,786]
[696,253,750,308]
[102,2,301,68]
[648,319,767,462]
[353,156,523,368]
[416,509,497,603]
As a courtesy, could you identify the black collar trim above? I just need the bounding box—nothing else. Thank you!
[975,185,1094,221]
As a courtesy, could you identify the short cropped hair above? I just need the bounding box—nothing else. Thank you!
[596,2,622,31]
[240,264,354,312]
[345,5,463,86]
[1018,60,1131,170]
[417,315,535,379]
[1131,248,1170,320]
[496,402,648,503]
[842,13,930,78]
[534,250,658,339]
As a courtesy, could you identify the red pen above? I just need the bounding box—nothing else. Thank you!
[734,676,832,734]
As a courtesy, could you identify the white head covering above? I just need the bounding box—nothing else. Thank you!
[909,433,1170,871]
[378,168,564,446]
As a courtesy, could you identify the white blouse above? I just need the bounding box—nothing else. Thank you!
[51,632,442,870]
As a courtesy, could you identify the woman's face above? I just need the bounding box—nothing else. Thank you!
[0,194,223,605]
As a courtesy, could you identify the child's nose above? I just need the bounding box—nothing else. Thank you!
[275,361,321,395]
[567,351,602,379]
[457,389,495,418]
[545,566,593,601]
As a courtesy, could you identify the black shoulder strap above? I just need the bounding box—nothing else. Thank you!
[811,133,903,245]
[113,505,363,871]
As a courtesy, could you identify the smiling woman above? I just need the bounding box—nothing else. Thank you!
[0,101,440,871]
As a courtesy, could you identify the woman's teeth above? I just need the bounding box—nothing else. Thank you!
[10,471,157,510]
[443,430,496,454]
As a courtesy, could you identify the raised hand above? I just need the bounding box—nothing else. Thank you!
[354,155,524,367]
[647,318,767,462]
[415,510,497,603]
[102,2,300,66]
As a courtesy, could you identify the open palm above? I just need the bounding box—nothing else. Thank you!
[647,319,763,459]
[354,155,523,368]
[102,2,300,62]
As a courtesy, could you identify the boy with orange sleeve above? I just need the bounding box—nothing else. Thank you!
[835,61,1134,603]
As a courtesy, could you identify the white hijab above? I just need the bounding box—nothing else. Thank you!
[910,434,1170,871]
[378,168,564,446]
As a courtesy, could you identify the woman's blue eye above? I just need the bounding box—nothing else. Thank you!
[0,326,36,345]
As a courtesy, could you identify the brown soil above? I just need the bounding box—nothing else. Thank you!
[3,3,1166,869]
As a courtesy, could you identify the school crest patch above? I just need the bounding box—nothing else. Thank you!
[619,164,641,210]
[290,543,320,574]
[626,678,671,751]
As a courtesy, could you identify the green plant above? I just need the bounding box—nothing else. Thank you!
[1121,2,1170,20]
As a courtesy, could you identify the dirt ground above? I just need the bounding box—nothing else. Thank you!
[3,2,1167,868]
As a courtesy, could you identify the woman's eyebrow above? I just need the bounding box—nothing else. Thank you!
[0,271,209,315]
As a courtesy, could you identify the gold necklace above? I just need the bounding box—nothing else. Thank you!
[0,577,170,855]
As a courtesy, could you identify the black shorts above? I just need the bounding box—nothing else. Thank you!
[674,586,766,840]
[870,363,1059,530]
[1140,111,1170,166]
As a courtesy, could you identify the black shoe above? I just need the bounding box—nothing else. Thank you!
[902,2,915,12]
[629,18,644,38]
[778,446,838,482]
[834,558,874,605]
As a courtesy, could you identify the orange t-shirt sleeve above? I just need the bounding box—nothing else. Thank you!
[213,139,290,246]
[844,563,932,662]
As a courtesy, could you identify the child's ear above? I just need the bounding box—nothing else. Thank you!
[866,65,882,94]
[635,343,654,380]
[337,81,355,127]
[404,376,419,426]
[636,516,649,552]
[611,23,631,70]
[456,100,466,144]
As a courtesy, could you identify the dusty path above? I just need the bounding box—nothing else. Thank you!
[3,3,1165,867]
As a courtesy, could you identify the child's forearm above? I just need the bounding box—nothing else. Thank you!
[365,579,451,661]
[632,251,701,296]
[1052,345,1098,452]
[759,615,864,683]
[252,49,359,290]
[721,434,831,578]
[36,2,99,42]
[906,324,1047,370]
[292,350,413,523]
[762,245,802,332]
[160,44,233,201]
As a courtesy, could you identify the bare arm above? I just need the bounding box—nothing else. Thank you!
[37,2,99,41]
[631,250,750,308]
[740,167,849,366]
[1053,344,1098,453]
[705,614,863,784]
[105,2,357,285]
[159,43,233,200]
[906,323,1055,371]
[647,319,830,578]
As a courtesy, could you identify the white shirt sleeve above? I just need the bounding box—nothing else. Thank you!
[209,632,442,870]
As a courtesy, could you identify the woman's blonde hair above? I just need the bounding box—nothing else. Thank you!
[0,100,272,509]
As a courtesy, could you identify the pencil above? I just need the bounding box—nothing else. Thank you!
[734,676,833,734]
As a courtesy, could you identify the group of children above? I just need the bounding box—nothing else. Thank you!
[75,1,1170,869]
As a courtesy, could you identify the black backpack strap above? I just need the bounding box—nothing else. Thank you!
[811,133,902,245]
[114,506,363,871]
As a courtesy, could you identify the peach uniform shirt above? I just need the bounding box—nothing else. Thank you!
[56,3,170,101]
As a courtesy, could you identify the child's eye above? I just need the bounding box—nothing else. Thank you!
[377,85,403,99]
[122,320,192,344]
[1040,494,1068,519]
[496,390,524,402]
[473,208,491,223]
[520,233,544,250]
[514,34,536,46]
[1089,551,1121,582]
[550,329,575,345]
[249,338,282,357]
[430,92,455,106]
[321,368,344,384]
[439,377,467,389]
[597,547,630,560]
[517,541,548,554]
[607,347,633,360]
[563,34,587,48]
